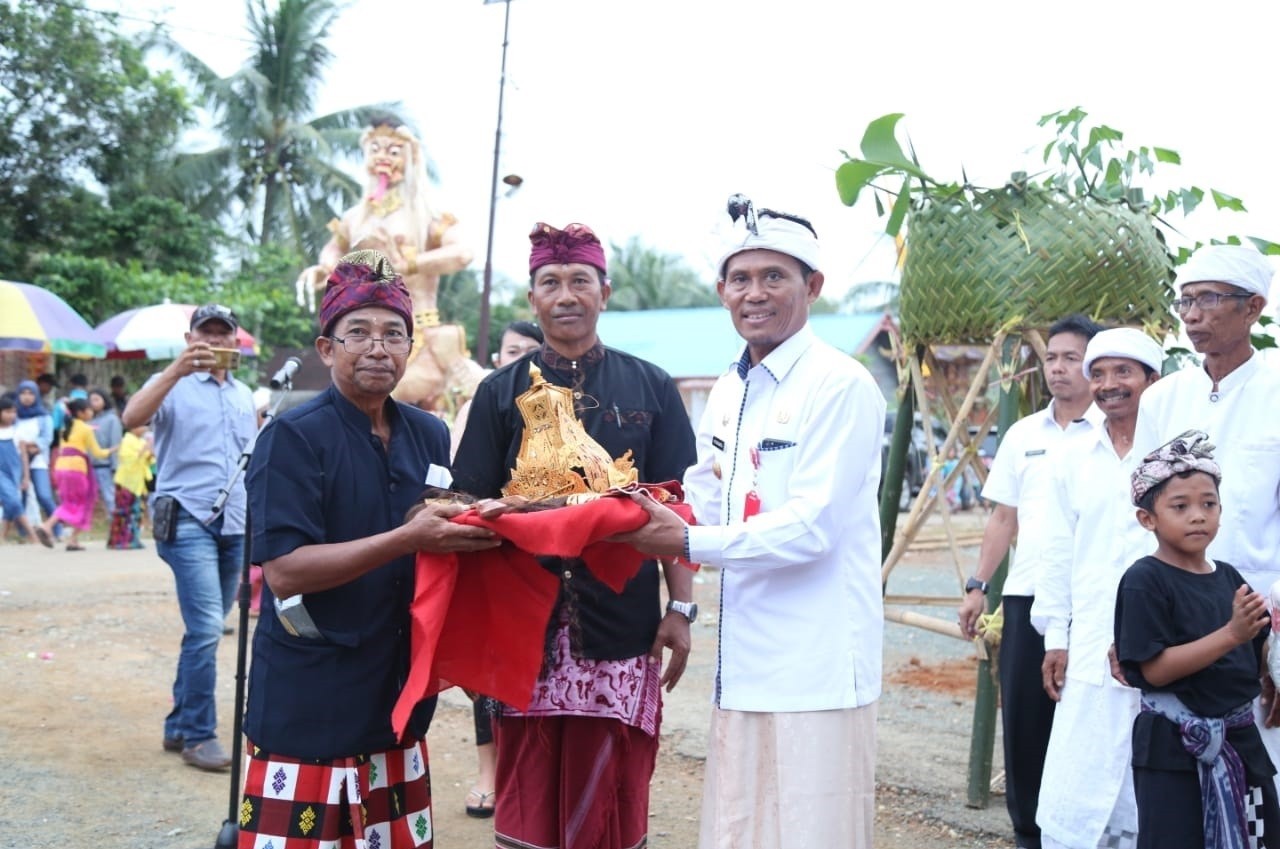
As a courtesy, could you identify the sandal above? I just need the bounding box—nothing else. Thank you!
[34,526,54,549]
[465,788,496,819]
[66,543,85,551]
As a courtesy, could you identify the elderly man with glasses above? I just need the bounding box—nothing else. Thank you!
[1135,243,1280,765]
[237,251,502,848]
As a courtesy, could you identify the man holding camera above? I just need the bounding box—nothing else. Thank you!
[122,303,257,772]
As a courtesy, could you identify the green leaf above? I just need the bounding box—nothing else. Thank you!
[1211,189,1247,212]
[1180,188,1204,214]
[1153,147,1181,164]
[835,159,889,206]
[884,179,912,237]
[859,114,928,179]
[1088,124,1123,147]
[1247,237,1280,256]
[1104,158,1123,187]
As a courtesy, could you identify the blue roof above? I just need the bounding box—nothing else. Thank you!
[596,308,892,379]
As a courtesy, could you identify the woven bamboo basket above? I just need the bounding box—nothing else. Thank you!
[899,180,1175,346]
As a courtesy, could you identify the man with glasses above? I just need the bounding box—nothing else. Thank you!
[452,222,696,849]
[123,303,258,772]
[238,251,501,847]
[1135,244,1280,746]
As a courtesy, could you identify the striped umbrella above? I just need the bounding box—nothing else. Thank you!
[0,280,106,358]
[95,302,260,360]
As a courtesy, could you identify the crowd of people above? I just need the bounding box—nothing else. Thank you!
[28,200,1277,849]
[961,244,1280,849]
[0,372,154,551]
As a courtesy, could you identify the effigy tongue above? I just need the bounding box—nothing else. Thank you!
[369,172,390,202]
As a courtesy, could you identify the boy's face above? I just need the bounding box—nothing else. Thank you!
[0,407,15,425]
[1136,471,1221,557]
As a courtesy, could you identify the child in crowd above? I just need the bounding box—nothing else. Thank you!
[108,423,153,549]
[1114,430,1278,849]
[0,398,49,547]
[39,398,114,551]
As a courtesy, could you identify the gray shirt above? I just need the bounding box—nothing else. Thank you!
[91,409,123,470]
[148,371,256,535]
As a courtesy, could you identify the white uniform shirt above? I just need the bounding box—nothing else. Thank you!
[1030,425,1153,686]
[980,402,1103,597]
[1135,353,1280,592]
[685,324,885,713]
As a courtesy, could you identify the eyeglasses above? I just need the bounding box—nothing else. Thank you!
[1172,292,1253,314]
[329,332,412,355]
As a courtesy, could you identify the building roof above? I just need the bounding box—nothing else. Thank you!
[596,308,896,379]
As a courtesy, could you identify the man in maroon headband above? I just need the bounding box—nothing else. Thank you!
[239,250,501,848]
[452,223,697,849]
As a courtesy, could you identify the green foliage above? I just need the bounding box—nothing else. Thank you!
[606,237,718,311]
[162,0,401,257]
[219,243,318,357]
[438,269,533,358]
[32,254,210,326]
[0,0,191,277]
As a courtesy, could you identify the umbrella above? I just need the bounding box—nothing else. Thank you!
[0,280,106,358]
[95,302,260,360]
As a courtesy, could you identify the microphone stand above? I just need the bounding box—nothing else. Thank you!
[207,377,294,849]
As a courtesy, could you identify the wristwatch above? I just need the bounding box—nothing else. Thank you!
[965,576,990,595]
[666,599,698,623]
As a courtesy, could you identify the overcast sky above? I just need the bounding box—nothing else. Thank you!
[109,0,1280,302]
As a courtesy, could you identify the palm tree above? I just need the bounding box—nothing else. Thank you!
[606,237,719,311]
[161,0,398,257]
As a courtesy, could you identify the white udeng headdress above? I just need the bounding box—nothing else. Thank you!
[717,194,821,277]
[1174,244,1275,299]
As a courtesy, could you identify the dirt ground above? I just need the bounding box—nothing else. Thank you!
[0,509,1016,849]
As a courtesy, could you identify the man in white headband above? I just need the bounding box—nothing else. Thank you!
[1135,243,1280,766]
[616,194,885,848]
[1031,326,1162,849]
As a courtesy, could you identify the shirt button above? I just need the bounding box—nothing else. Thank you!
[390,483,397,492]
[563,570,572,580]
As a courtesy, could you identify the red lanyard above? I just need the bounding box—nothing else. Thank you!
[743,446,761,520]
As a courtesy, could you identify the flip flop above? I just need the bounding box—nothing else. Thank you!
[464,788,496,819]
[34,526,54,548]
[66,543,85,551]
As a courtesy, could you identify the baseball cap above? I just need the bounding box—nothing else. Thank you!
[190,303,240,332]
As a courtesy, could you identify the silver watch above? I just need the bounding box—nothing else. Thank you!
[666,599,698,623]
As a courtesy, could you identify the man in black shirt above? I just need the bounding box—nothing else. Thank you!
[452,222,697,849]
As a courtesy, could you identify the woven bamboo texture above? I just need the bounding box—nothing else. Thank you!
[900,183,1174,345]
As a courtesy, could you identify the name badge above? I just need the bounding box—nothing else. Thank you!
[1024,449,1046,457]
[712,436,726,451]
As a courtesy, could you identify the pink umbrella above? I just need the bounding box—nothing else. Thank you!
[95,302,259,360]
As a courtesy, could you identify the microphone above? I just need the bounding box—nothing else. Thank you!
[269,356,302,389]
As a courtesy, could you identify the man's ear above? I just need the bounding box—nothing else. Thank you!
[315,335,335,367]
[806,270,825,304]
[716,279,728,307]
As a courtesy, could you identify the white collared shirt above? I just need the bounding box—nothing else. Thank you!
[981,401,1103,597]
[1030,424,1153,686]
[1136,353,1280,593]
[685,324,885,712]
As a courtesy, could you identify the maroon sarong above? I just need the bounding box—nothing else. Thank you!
[494,713,658,849]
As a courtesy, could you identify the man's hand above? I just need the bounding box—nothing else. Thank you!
[1107,643,1128,686]
[1042,649,1068,701]
[404,502,501,554]
[175,341,218,377]
[608,491,688,558]
[1262,674,1280,728]
[958,590,986,639]
[649,612,691,692]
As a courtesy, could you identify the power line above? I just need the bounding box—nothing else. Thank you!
[40,0,254,44]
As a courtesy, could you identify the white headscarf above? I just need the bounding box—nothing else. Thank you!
[717,196,821,277]
[1082,327,1165,377]
[1174,244,1274,299]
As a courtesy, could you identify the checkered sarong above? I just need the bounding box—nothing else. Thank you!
[238,738,432,849]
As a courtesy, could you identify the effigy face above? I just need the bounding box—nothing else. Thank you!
[362,126,408,191]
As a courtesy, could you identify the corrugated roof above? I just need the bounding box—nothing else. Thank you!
[596,308,894,379]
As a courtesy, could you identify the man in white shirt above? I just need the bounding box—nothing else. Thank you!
[617,195,884,849]
[958,314,1103,849]
[1133,244,1280,750]
[1030,327,1164,849]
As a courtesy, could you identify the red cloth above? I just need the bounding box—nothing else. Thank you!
[392,491,694,738]
[528,222,608,275]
